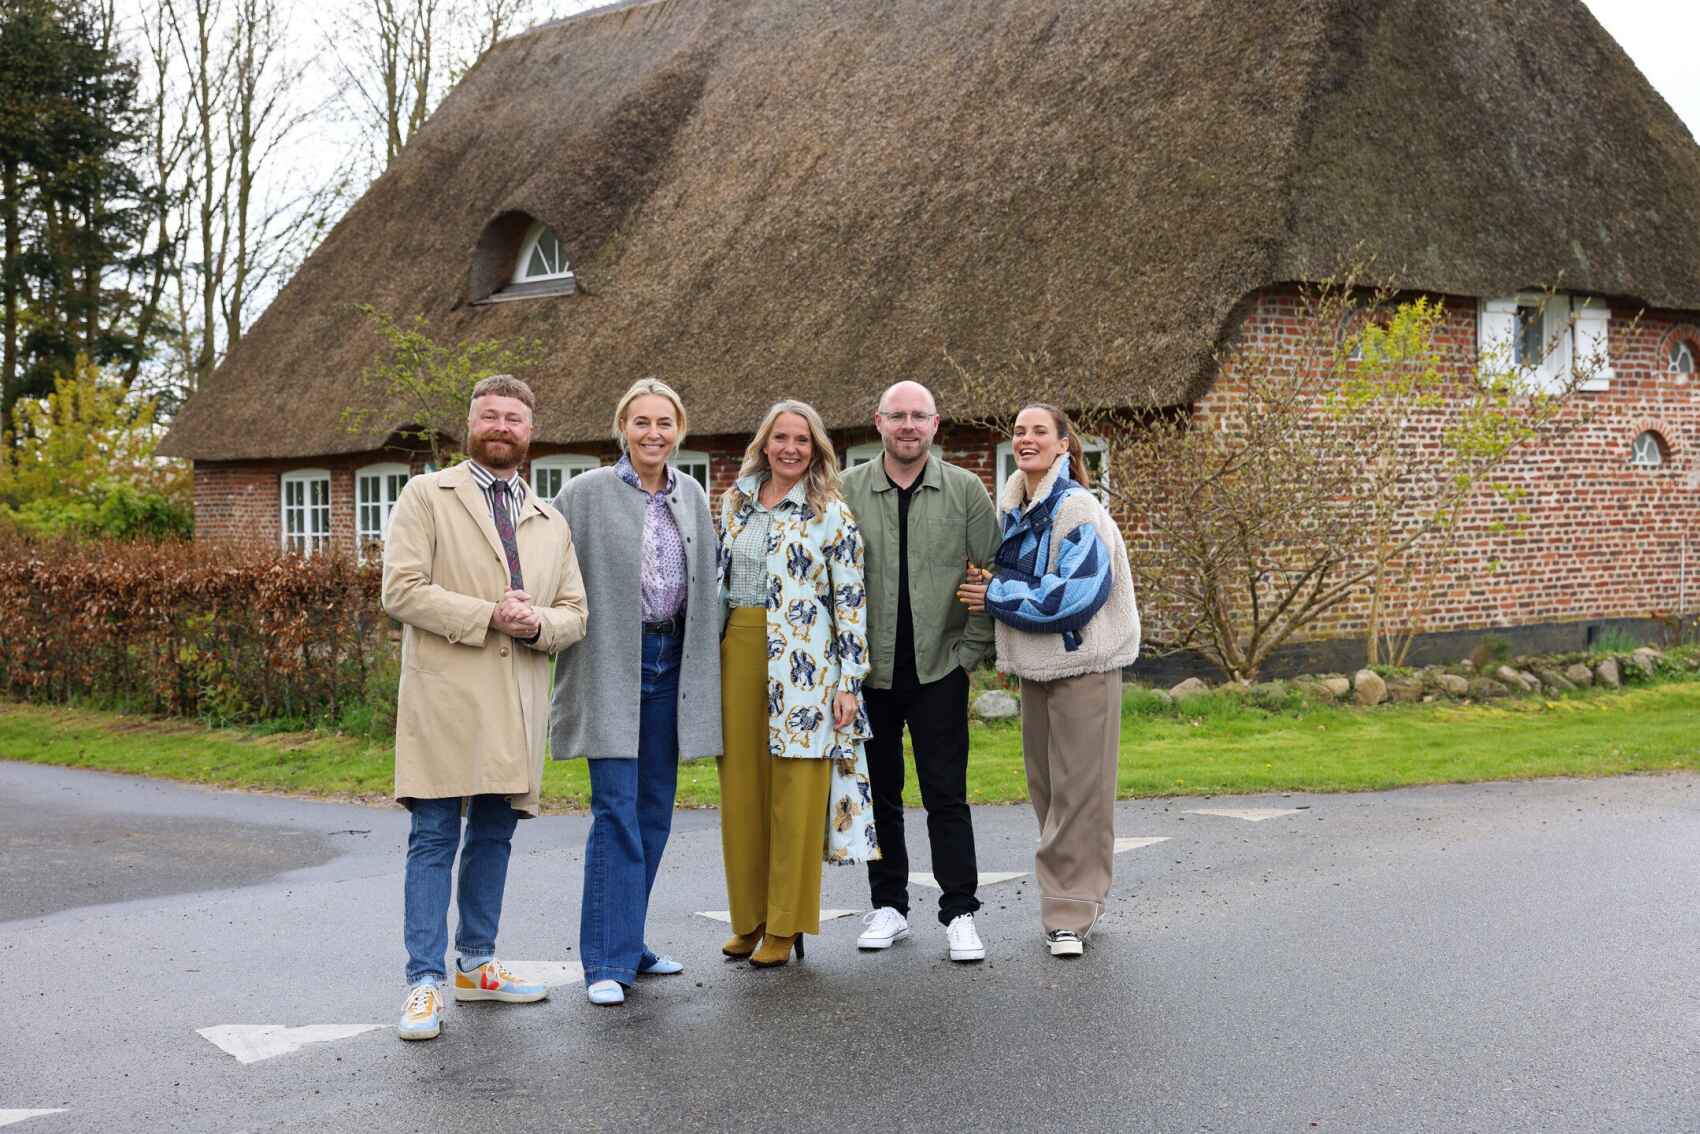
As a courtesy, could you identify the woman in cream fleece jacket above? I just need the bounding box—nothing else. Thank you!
[959,404,1139,956]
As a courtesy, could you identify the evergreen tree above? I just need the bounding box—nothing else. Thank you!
[0,0,166,431]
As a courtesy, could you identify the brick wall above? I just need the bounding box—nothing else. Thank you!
[190,289,1700,644]
[1180,288,1700,641]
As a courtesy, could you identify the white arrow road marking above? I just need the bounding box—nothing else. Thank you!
[1186,807,1303,822]
[1115,836,1171,853]
[695,910,858,924]
[909,871,1026,890]
[198,1024,385,1065]
[501,960,584,988]
[0,1112,67,1128]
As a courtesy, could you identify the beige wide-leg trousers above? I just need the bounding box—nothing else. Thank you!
[1019,668,1121,935]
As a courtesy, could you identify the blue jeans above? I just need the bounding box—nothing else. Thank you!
[403,794,519,987]
[580,628,683,985]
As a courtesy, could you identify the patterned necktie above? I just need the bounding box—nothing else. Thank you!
[489,480,525,591]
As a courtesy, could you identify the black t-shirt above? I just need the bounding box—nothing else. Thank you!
[891,463,923,690]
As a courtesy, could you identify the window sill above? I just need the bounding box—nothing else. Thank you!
[473,277,577,305]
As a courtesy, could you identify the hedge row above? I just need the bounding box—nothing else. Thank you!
[0,534,389,724]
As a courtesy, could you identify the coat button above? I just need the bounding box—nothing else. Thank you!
[500,646,510,657]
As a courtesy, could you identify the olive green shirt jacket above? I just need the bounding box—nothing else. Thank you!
[841,455,1001,689]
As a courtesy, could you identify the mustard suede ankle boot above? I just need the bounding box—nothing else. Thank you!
[749,931,804,968]
[722,924,765,958]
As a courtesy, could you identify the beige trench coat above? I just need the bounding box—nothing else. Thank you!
[382,461,588,817]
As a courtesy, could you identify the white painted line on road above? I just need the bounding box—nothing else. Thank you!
[909,871,1026,890]
[0,1112,66,1129]
[1115,836,1171,853]
[503,960,584,988]
[695,910,858,924]
[1185,808,1302,822]
[198,1024,385,1065]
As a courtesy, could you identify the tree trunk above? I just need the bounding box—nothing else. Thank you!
[2,158,19,429]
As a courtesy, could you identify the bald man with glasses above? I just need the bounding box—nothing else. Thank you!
[841,381,1001,962]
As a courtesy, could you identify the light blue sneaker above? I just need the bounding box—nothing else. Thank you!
[397,982,443,1041]
[451,959,548,1003]
[637,950,684,976]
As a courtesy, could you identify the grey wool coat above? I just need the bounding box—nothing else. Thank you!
[547,464,723,761]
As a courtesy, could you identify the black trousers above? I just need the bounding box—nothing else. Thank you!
[864,666,980,924]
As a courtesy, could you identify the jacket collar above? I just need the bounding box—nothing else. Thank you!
[872,453,940,494]
[735,471,808,510]
[999,452,1071,515]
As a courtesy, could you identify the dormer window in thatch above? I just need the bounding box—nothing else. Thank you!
[470,212,578,304]
[1478,295,1613,394]
[514,221,573,285]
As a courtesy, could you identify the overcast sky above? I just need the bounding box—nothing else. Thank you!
[1581,0,1700,142]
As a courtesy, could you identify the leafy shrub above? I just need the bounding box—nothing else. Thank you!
[0,532,390,726]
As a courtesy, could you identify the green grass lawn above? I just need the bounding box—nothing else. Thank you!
[2,680,1696,812]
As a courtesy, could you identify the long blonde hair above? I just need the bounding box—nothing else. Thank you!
[725,399,843,517]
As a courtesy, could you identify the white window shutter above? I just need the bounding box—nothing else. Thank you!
[1574,299,1613,391]
[1478,297,1518,381]
[1540,296,1573,393]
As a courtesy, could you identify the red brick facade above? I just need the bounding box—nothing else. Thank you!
[190,287,1700,644]
[1183,289,1699,641]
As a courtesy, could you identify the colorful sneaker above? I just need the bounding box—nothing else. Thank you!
[1046,930,1085,957]
[946,914,986,962]
[398,982,443,1041]
[857,906,911,950]
[451,959,548,1003]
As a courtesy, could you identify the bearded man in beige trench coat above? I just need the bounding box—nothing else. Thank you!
[381,374,587,1041]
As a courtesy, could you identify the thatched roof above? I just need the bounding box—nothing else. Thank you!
[161,0,1700,461]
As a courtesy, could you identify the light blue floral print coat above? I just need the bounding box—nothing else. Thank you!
[719,474,880,865]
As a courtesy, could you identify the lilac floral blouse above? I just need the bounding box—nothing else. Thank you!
[615,455,688,623]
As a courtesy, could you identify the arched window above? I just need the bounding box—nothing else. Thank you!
[530,454,599,501]
[1631,431,1668,469]
[513,221,573,284]
[355,462,410,559]
[1670,340,1695,375]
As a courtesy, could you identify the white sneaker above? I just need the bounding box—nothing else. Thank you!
[1046,929,1085,957]
[945,914,986,962]
[857,906,912,950]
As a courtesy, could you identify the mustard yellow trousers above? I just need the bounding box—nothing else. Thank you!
[718,606,831,938]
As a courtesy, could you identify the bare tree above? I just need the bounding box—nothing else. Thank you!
[949,275,1606,682]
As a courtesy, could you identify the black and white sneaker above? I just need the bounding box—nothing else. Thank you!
[1046,930,1084,957]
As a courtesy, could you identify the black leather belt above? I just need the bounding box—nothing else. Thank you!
[642,618,682,636]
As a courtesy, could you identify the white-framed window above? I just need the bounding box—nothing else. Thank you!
[1478,294,1613,393]
[1670,340,1695,376]
[530,454,598,500]
[512,220,573,284]
[1631,431,1667,468]
[672,448,711,492]
[845,441,883,468]
[281,469,332,555]
[355,462,410,559]
[996,437,1109,503]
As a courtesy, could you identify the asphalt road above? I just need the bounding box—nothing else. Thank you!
[2,759,1698,1133]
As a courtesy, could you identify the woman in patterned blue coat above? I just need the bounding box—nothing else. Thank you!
[716,400,879,968]
[959,404,1140,958]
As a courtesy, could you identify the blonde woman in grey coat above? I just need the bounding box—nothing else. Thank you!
[548,378,722,1005]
